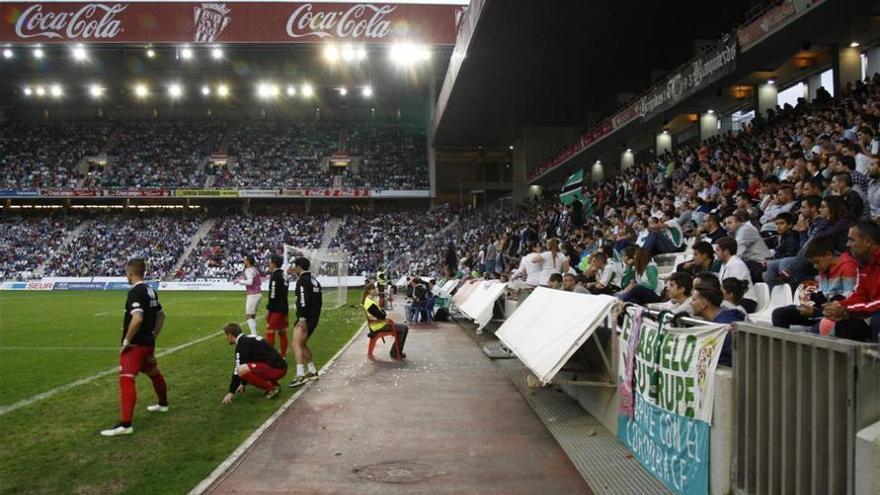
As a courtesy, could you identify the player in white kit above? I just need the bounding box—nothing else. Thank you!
[236,255,263,336]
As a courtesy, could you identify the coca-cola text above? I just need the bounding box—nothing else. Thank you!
[14,4,126,40]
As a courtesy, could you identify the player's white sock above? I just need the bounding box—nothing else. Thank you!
[307,362,317,374]
[296,364,305,377]
[246,319,257,336]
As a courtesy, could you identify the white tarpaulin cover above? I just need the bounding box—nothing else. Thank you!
[452,280,480,307]
[458,281,508,330]
[437,279,458,296]
[496,288,618,385]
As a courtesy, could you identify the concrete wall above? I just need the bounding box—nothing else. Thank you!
[700,113,719,142]
[656,132,672,155]
[867,46,880,79]
[757,83,778,116]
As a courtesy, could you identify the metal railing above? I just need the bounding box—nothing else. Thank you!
[733,323,880,495]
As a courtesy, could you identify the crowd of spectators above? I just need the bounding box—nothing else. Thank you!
[42,212,203,279]
[82,121,224,189]
[0,120,429,191]
[0,214,81,280]
[0,122,112,189]
[332,205,457,276]
[424,75,880,348]
[178,209,325,280]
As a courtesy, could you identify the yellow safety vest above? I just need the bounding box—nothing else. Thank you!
[363,296,387,332]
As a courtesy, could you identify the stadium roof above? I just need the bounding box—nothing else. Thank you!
[432,0,760,148]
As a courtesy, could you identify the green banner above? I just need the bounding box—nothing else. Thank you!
[560,170,584,205]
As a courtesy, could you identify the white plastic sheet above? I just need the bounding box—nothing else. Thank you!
[496,287,618,385]
[452,279,480,307]
[458,281,508,330]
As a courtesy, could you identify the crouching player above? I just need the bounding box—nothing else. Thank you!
[222,323,286,403]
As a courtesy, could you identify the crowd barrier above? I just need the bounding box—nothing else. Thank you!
[0,276,366,291]
[449,283,880,495]
[734,323,880,495]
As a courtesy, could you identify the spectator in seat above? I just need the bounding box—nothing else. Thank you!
[771,212,800,260]
[771,238,858,329]
[700,213,728,244]
[715,237,758,313]
[648,271,694,315]
[723,211,769,279]
[830,172,865,221]
[721,277,753,314]
[677,241,720,275]
[691,284,745,367]
[821,221,880,342]
[759,185,797,233]
[584,251,624,295]
[562,273,589,294]
[617,246,664,305]
[547,273,564,290]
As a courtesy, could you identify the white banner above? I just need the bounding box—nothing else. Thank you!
[496,288,618,385]
[617,308,728,424]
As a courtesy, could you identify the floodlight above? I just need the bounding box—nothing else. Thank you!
[72,45,87,61]
[134,84,149,98]
[168,83,183,98]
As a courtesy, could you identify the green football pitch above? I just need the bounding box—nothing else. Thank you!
[0,290,364,495]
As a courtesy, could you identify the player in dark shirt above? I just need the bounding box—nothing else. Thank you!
[221,323,287,403]
[265,254,289,358]
[101,259,168,437]
[288,257,323,388]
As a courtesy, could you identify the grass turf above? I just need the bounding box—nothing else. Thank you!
[0,290,364,495]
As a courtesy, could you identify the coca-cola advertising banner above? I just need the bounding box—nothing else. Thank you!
[282,188,370,198]
[0,2,460,44]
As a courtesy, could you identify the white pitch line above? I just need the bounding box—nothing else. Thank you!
[0,326,235,417]
[188,322,367,495]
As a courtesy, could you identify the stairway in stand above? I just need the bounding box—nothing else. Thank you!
[36,219,93,277]
[166,218,216,280]
[319,217,344,251]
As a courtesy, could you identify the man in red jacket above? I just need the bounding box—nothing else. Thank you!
[823,221,880,342]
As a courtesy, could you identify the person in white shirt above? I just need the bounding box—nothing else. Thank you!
[585,251,624,295]
[536,238,570,286]
[648,272,694,315]
[512,242,544,287]
[235,255,263,336]
[714,237,758,313]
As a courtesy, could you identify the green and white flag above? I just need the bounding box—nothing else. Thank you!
[560,170,584,205]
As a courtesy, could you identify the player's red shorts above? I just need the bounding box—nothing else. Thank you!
[119,346,157,376]
[245,362,287,382]
[266,311,289,330]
